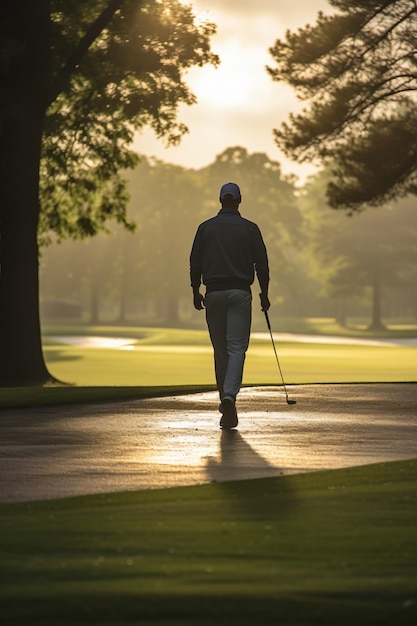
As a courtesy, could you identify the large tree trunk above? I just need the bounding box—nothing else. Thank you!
[0,1,54,385]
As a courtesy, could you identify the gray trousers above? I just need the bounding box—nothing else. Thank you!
[205,289,252,401]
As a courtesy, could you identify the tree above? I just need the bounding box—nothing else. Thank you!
[0,0,218,385]
[268,0,417,211]
[299,170,417,329]
[124,158,203,324]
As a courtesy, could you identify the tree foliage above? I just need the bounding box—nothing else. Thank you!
[125,157,203,321]
[268,0,417,211]
[299,169,417,328]
[39,0,219,243]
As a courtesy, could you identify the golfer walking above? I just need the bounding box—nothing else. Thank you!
[190,182,270,429]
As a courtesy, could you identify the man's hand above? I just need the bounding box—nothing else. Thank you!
[193,291,205,310]
[259,292,270,312]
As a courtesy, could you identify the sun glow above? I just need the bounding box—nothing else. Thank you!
[187,41,273,112]
[135,1,329,178]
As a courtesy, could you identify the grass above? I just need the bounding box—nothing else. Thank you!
[0,384,217,410]
[0,322,414,409]
[44,321,416,387]
[42,323,416,388]
[42,340,415,385]
[1,459,416,625]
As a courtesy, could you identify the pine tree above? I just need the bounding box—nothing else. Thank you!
[268,0,417,211]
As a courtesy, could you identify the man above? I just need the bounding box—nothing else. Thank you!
[190,182,270,429]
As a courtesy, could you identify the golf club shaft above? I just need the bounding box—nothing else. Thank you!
[263,310,291,402]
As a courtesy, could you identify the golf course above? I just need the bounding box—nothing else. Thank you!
[3,0,417,623]
[0,320,416,625]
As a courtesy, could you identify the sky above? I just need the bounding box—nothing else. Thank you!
[134,0,331,183]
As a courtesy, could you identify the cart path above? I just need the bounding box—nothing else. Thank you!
[1,383,416,502]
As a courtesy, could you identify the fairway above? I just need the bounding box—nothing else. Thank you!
[1,460,416,626]
[42,329,416,386]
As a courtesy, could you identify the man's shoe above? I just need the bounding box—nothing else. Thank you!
[219,397,238,429]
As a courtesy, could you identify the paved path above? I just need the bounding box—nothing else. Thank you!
[1,383,416,502]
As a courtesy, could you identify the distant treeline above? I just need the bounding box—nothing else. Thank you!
[40,147,417,330]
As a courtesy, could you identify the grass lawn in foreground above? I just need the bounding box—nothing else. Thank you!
[1,459,416,625]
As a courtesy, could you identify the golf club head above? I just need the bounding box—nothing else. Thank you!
[287,399,297,405]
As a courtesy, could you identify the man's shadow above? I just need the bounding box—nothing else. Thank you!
[204,430,296,517]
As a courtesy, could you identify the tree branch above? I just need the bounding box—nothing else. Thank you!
[354,4,417,65]
[46,0,131,108]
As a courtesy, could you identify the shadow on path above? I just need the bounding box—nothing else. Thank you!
[205,430,296,517]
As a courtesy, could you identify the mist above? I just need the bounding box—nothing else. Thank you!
[40,150,417,331]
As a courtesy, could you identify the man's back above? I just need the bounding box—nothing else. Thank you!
[190,208,269,294]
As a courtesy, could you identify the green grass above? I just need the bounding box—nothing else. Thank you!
[1,459,416,625]
[41,340,416,385]
[0,323,414,409]
[0,384,217,409]
[42,325,415,386]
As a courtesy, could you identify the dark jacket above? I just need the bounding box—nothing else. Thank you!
[190,208,269,294]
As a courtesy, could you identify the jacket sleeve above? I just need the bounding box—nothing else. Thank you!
[253,226,269,293]
[190,226,203,289]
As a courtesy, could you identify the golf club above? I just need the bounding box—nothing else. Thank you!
[263,309,297,405]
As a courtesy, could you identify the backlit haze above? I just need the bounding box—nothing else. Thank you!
[134,0,331,184]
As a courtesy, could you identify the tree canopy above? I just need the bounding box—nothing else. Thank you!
[40,0,218,243]
[299,169,417,328]
[268,0,417,211]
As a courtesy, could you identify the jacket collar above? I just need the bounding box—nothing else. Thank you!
[218,208,241,216]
